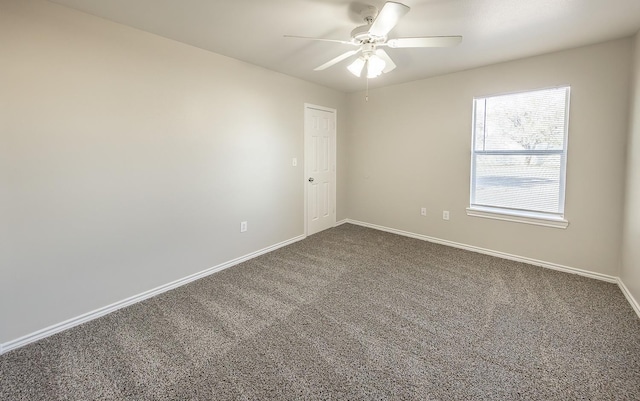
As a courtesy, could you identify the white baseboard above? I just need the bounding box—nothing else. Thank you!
[4,221,638,355]
[617,278,640,319]
[0,234,306,355]
[345,219,618,283]
[345,219,640,319]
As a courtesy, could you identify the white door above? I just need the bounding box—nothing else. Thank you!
[305,104,336,236]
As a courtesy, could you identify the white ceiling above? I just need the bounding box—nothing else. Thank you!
[50,0,640,93]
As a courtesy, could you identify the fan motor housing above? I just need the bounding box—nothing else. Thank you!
[351,25,386,44]
[351,5,385,44]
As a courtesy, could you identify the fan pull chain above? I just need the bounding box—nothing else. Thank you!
[365,76,369,102]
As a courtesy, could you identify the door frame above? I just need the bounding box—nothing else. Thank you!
[304,103,337,236]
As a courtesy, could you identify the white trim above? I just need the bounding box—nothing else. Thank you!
[3,221,636,355]
[466,207,569,229]
[304,103,337,236]
[473,84,573,102]
[346,220,640,319]
[345,219,616,283]
[0,234,306,355]
[335,219,348,226]
[470,86,571,229]
[617,278,640,319]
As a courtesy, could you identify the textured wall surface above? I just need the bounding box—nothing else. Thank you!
[0,0,346,343]
[346,39,632,277]
[1,0,637,347]
[622,33,640,305]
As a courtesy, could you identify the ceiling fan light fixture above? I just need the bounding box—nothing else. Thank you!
[288,1,462,80]
[366,54,386,78]
[347,57,366,77]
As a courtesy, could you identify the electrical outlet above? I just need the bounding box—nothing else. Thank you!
[240,221,247,232]
[421,207,427,216]
[443,211,450,221]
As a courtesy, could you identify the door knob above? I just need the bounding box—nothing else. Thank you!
[308,177,314,182]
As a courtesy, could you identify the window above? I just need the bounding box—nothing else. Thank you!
[468,86,570,228]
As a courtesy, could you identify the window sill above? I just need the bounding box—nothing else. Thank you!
[466,207,569,229]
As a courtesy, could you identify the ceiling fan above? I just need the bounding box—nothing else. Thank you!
[285,1,462,79]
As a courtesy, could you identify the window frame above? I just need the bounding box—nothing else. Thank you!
[467,86,571,229]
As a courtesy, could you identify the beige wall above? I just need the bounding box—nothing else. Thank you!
[622,32,640,303]
[1,0,637,347]
[346,39,632,277]
[0,0,346,343]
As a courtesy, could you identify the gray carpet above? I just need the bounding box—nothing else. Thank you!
[1,224,640,400]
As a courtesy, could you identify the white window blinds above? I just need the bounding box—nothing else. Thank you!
[470,86,570,219]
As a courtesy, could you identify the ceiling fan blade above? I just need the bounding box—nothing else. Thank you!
[375,49,396,73]
[284,35,354,45]
[387,36,463,48]
[369,2,410,38]
[314,50,360,71]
